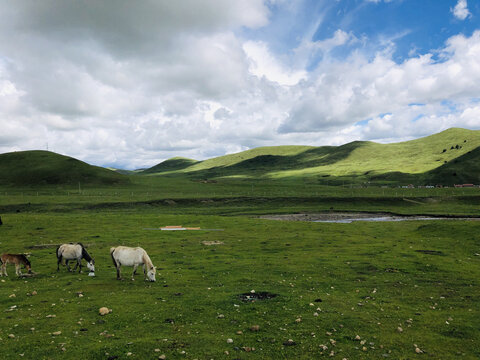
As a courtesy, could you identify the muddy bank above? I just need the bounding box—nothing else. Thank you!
[258,213,480,223]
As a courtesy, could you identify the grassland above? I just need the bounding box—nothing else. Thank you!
[1,183,480,359]
[1,128,480,359]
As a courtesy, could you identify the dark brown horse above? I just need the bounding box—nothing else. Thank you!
[0,253,32,277]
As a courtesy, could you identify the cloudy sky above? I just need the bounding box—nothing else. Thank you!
[1,0,480,169]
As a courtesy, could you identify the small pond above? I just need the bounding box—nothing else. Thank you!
[259,213,480,223]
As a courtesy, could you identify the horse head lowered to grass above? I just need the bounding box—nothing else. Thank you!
[1,253,32,276]
[110,246,156,281]
[56,243,95,273]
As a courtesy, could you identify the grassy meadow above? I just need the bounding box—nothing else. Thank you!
[1,128,480,359]
[1,183,480,360]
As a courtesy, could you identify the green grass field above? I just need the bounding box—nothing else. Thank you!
[1,186,479,360]
[1,128,479,359]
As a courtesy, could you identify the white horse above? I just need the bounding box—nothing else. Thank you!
[57,243,95,273]
[110,246,156,282]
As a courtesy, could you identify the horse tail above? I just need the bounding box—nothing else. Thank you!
[56,245,65,265]
[110,247,118,268]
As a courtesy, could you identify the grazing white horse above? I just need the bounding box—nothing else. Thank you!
[110,246,156,282]
[57,243,95,273]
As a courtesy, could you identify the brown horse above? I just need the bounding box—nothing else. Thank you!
[0,253,32,277]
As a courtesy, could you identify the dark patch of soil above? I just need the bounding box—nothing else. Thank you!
[239,292,278,302]
[415,249,444,256]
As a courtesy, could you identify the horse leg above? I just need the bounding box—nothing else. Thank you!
[77,259,82,273]
[131,264,139,280]
[57,255,62,271]
[15,264,21,276]
[1,263,7,276]
[66,259,72,272]
[116,264,122,280]
[143,264,146,280]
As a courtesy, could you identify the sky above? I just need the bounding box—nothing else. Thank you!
[1,0,480,169]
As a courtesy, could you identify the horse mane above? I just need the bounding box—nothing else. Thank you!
[79,244,93,263]
[20,254,31,266]
[142,251,154,270]
[22,255,32,266]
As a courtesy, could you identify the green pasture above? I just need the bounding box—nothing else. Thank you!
[1,190,479,359]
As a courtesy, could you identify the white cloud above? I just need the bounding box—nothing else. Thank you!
[243,41,307,86]
[0,2,479,169]
[280,31,480,135]
[451,0,471,20]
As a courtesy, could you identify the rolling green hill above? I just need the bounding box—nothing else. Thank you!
[141,156,198,174]
[144,128,480,185]
[1,128,479,188]
[0,150,128,186]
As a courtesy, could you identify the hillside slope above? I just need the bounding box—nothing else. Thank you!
[141,157,198,174]
[143,128,480,184]
[0,150,128,186]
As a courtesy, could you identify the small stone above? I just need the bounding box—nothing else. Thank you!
[31,291,37,295]
[362,346,368,351]
[126,352,132,356]
[314,312,319,317]
[154,349,160,352]
[158,355,166,360]
[295,318,302,323]
[8,334,15,339]
[283,339,296,346]
[52,331,61,336]
[217,314,225,319]
[320,344,328,351]
[397,327,403,333]
[9,294,16,298]
[415,347,423,354]
[236,331,243,335]
[250,325,260,332]
[355,335,361,341]
[99,307,110,316]
[227,338,234,344]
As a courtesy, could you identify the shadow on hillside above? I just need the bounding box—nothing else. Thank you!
[423,145,480,185]
[184,141,369,179]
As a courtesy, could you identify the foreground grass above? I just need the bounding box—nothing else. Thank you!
[1,208,479,359]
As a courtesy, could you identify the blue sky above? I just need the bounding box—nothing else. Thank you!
[248,0,479,64]
[0,0,479,169]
